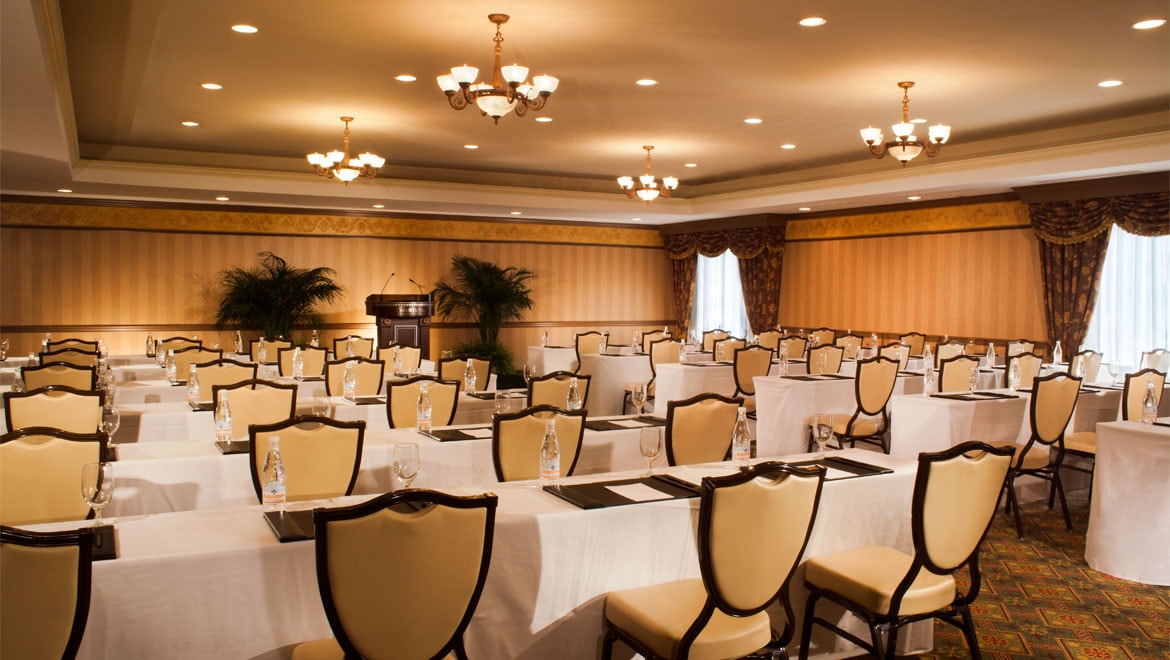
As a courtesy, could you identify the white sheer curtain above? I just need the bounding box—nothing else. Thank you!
[689,250,750,339]
[1082,224,1170,369]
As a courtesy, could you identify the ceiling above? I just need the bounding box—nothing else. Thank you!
[2,0,1168,225]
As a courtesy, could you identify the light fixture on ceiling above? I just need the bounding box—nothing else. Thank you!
[437,14,558,124]
[306,116,385,183]
[617,146,678,203]
[860,81,951,166]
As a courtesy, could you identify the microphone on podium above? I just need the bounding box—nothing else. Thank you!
[380,272,396,294]
[408,278,426,294]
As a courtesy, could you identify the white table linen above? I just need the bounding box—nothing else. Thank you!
[526,345,578,374]
[30,450,928,660]
[577,353,653,416]
[652,361,781,409]
[1085,420,1170,585]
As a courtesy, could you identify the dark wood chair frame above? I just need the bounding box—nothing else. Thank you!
[385,375,461,428]
[3,385,106,433]
[490,405,586,482]
[246,415,366,504]
[21,362,97,390]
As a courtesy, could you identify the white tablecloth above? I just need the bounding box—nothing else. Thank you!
[753,373,924,458]
[1085,420,1170,585]
[652,361,782,410]
[30,449,928,660]
[526,345,578,374]
[577,353,652,416]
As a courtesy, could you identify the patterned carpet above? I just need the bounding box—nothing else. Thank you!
[916,491,1170,659]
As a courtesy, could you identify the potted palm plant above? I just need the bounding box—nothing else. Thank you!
[213,252,343,342]
[433,255,535,375]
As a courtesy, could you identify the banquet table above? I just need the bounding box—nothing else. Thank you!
[753,372,925,457]
[1085,419,1170,585]
[107,416,666,516]
[30,449,929,660]
[526,345,578,374]
[652,360,782,409]
[577,353,653,416]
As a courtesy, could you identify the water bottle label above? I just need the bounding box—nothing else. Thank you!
[541,463,559,481]
[263,483,285,507]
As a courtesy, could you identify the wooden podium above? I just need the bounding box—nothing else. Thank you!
[364,294,434,358]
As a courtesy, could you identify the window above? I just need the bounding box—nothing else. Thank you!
[1082,224,1170,369]
[690,250,750,339]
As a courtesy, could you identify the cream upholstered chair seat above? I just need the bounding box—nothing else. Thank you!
[898,332,926,356]
[3,386,104,434]
[701,329,729,352]
[604,462,826,660]
[1,428,108,525]
[1,526,95,660]
[935,341,965,367]
[878,342,910,370]
[194,359,257,405]
[332,335,374,360]
[803,546,955,616]
[213,379,298,439]
[278,346,328,378]
[938,355,979,392]
[1122,368,1165,420]
[249,338,292,364]
[1063,431,1096,455]
[831,416,879,437]
[807,344,844,375]
[491,406,586,481]
[989,440,1050,470]
[757,330,782,351]
[808,356,898,453]
[527,371,591,409]
[171,346,223,379]
[439,357,490,388]
[1005,352,1043,390]
[325,357,386,397]
[834,334,863,360]
[292,490,497,660]
[249,416,365,503]
[779,336,807,360]
[392,345,423,373]
[385,376,459,428]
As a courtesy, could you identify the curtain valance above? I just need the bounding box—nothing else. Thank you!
[663,225,785,260]
[1029,192,1169,244]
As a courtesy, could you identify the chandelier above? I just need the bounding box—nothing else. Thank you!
[859,82,951,166]
[617,146,678,202]
[436,14,559,124]
[306,117,385,183]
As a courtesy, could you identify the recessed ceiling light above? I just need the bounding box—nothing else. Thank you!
[636,79,658,86]
[799,17,826,27]
[1098,80,1123,87]
[510,211,523,215]
[535,117,553,123]
[744,117,763,124]
[464,144,478,150]
[394,75,416,82]
[907,195,923,201]
[1133,19,1166,30]
[215,196,230,201]
[231,24,258,34]
[181,121,199,127]
[201,83,222,90]
[372,204,385,209]
[910,118,927,124]
[798,207,811,211]
[780,144,796,150]
[684,163,698,168]
[57,188,72,193]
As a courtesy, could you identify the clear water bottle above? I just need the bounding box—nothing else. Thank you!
[541,330,549,347]
[968,366,979,393]
[145,333,155,357]
[599,333,607,352]
[214,389,232,442]
[566,377,582,410]
[11,367,24,393]
[310,329,319,348]
[258,340,268,365]
[732,406,751,466]
[234,330,243,354]
[965,339,975,355]
[778,346,790,377]
[342,361,357,400]
[42,333,50,352]
[1052,341,1063,367]
[1143,381,1158,424]
[985,343,996,370]
[463,361,477,394]
[540,418,560,486]
[186,365,200,407]
[678,342,687,363]
[155,340,165,366]
[1074,358,1086,380]
[392,352,403,376]
[416,382,433,433]
[923,366,936,396]
[345,338,355,357]
[261,436,286,512]
[633,330,642,352]
[1009,360,1022,390]
[923,343,933,367]
[165,350,177,383]
[291,347,304,381]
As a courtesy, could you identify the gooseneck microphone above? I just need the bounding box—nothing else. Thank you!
[408,278,425,294]
[380,272,396,294]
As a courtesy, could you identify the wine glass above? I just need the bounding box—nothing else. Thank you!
[629,383,647,416]
[969,366,979,393]
[523,363,537,385]
[81,462,115,524]
[1107,362,1121,385]
[312,396,332,418]
[812,414,833,459]
[639,427,662,475]
[394,443,420,489]
[101,405,121,439]
[816,352,827,375]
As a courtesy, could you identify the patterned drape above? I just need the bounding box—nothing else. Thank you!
[1027,192,1169,354]
[663,224,786,333]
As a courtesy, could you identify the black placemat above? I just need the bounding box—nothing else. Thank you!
[930,393,981,401]
[585,417,664,432]
[91,524,118,561]
[543,474,701,509]
[350,395,385,405]
[787,374,852,382]
[215,440,251,454]
[425,428,491,442]
[264,509,315,542]
[188,401,215,412]
[787,456,895,480]
[466,392,496,400]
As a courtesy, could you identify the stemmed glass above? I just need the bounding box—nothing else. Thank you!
[629,383,647,416]
[101,405,121,439]
[1107,362,1121,385]
[523,363,537,386]
[816,352,827,375]
[394,443,420,489]
[969,366,979,393]
[312,396,332,418]
[812,414,833,459]
[639,428,662,475]
[81,462,115,524]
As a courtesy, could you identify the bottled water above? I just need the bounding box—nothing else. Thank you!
[342,361,357,400]
[566,377,582,410]
[1009,360,1022,390]
[258,340,268,365]
[393,353,403,376]
[1143,381,1158,424]
[155,341,165,366]
[985,343,996,370]
[186,365,200,407]
[732,406,751,466]
[541,330,549,347]
[540,418,560,485]
[146,333,155,357]
[261,436,286,512]
[310,329,319,348]
[463,361,477,394]
[291,347,304,381]
[345,338,355,358]
[599,333,608,352]
[11,367,23,393]
[678,342,687,363]
[416,382,433,433]
[923,343,934,368]
[165,350,177,384]
[234,331,243,354]
[778,344,790,377]
[214,389,232,442]
[923,366,936,396]
[1052,341,1063,366]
